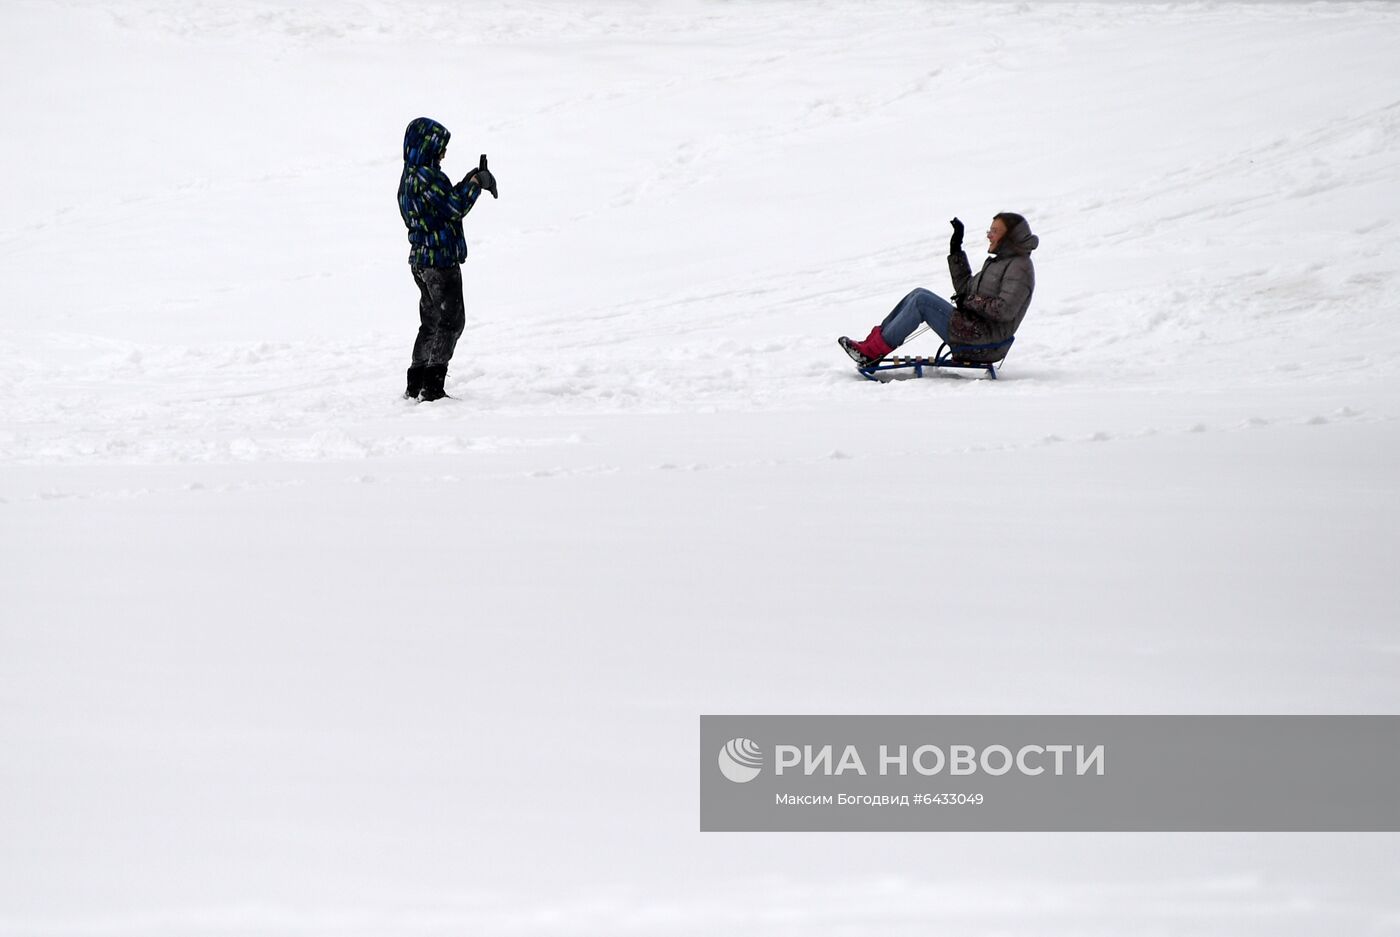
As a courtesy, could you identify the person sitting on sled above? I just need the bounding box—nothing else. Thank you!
[839,212,1038,367]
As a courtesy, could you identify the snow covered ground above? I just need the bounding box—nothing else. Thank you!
[3,0,1400,934]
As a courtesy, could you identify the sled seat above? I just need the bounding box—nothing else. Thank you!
[860,337,1014,381]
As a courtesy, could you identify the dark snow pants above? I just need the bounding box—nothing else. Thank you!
[410,264,465,368]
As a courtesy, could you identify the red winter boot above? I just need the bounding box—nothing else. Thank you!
[838,326,895,368]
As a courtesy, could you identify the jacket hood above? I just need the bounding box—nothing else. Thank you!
[994,219,1039,256]
[403,117,450,166]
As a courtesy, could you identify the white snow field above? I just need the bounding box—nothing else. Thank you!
[3,0,1400,934]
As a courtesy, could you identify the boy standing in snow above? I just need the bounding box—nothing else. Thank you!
[397,117,498,401]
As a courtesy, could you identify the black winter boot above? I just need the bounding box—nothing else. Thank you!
[404,366,427,399]
[419,365,450,401]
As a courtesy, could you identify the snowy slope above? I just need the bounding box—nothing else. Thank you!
[3,1,1399,935]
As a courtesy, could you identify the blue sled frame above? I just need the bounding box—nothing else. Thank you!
[860,337,1015,382]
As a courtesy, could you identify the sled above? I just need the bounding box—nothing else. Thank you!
[860,337,1015,381]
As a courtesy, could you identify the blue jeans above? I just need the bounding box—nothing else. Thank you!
[879,288,954,348]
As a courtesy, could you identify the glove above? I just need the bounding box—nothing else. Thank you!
[471,154,498,198]
[949,217,964,254]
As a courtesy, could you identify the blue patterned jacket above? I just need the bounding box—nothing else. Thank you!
[398,117,482,267]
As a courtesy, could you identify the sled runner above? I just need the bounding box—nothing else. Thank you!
[859,337,1015,381]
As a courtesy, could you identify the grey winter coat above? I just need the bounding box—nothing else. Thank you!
[947,221,1038,348]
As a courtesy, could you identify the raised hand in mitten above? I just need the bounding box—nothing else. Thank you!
[471,154,498,198]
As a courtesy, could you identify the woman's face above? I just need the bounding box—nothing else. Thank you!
[987,218,1009,252]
